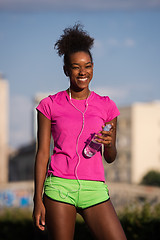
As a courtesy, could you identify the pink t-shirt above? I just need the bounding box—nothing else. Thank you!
[36,90,120,182]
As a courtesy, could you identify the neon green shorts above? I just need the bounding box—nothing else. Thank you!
[44,176,110,209]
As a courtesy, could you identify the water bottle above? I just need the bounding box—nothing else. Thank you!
[84,124,112,158]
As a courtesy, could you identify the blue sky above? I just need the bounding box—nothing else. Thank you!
[0,0,160,148]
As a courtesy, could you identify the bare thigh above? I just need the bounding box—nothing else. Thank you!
[81,200,127,240]
[43,195,77,240]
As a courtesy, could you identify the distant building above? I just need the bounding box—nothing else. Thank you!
[105,101,160,184]
[33,92,54,139]
[34,92,54,152]
[8,92,54,182]
[0,74,9,183]
[9,142,36,181]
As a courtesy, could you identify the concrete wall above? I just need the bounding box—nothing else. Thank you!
[0,181,160,211]
[0,181,33,209]
[107,182,160,211]
[9,142,36,181]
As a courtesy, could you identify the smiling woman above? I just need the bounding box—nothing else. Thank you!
[32,23,127,240]
[65,51,93,96]
[55,23,94,99]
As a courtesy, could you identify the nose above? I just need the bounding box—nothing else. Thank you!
[79,67,86,75]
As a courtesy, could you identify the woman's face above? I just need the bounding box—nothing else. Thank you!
[66,51,93,91]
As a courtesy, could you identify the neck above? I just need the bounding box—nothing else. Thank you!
[68,88,90,100]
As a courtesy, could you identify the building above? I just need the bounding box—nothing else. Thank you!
[0,74,9,183]
[8,92,54,182]
[9,142,36,181]
[105,101,160,184]
[33,92,54,139]
[34,92,54,152]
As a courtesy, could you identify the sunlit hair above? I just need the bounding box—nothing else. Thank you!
[54,23,94,66]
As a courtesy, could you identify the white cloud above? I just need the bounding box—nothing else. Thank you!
[93,37,136,59]
[107,37,136,48]
[9,95,33,148]
[92,39,105,58]
[91,81,156,107]
[0,0,160,11]
[92,37,136,58]
[91,86,129,105]
[124,38,136,47]
[94,39,102,49]
[107,38,119,47]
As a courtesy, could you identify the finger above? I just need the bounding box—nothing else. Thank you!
[102,127,113,134]
[101,137,112,146]
[33,214,44,231]
[94,137,111,145]
[39,222,45,231]
[99,129,112,137]
[41,211,46,228]
[96,139,112,147]
[95,135,112,144]
[39,218,45,231]
[35,215,41,229]
[95,134,111,141]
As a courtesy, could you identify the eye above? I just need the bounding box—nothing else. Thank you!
[86,65,92,69]
[72,66,79,70]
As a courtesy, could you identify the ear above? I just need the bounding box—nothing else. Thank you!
[63,65,69,77]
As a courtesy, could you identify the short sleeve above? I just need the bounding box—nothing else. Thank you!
[36,96,52,120]
[105,97,120,122]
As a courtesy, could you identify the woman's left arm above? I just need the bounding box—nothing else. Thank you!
[95,117,118,163]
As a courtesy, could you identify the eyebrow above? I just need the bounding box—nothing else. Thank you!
[71,62,92,66]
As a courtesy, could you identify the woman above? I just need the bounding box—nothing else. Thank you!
[33,24,127,240]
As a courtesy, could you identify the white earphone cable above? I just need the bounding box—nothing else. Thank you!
[69,88,89,191]
[49,89,89,199]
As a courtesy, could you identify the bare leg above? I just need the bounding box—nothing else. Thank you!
[81,200,127,240]
[43,195,77,240]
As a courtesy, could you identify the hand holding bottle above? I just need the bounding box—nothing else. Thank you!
[84,124,112,158]
[95,123,114,148]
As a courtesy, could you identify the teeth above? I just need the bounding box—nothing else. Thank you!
[78,78,87,81]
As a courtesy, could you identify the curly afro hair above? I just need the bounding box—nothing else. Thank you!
[54,23,94,65]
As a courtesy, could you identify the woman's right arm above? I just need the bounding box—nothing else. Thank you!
[32,111,51,231]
